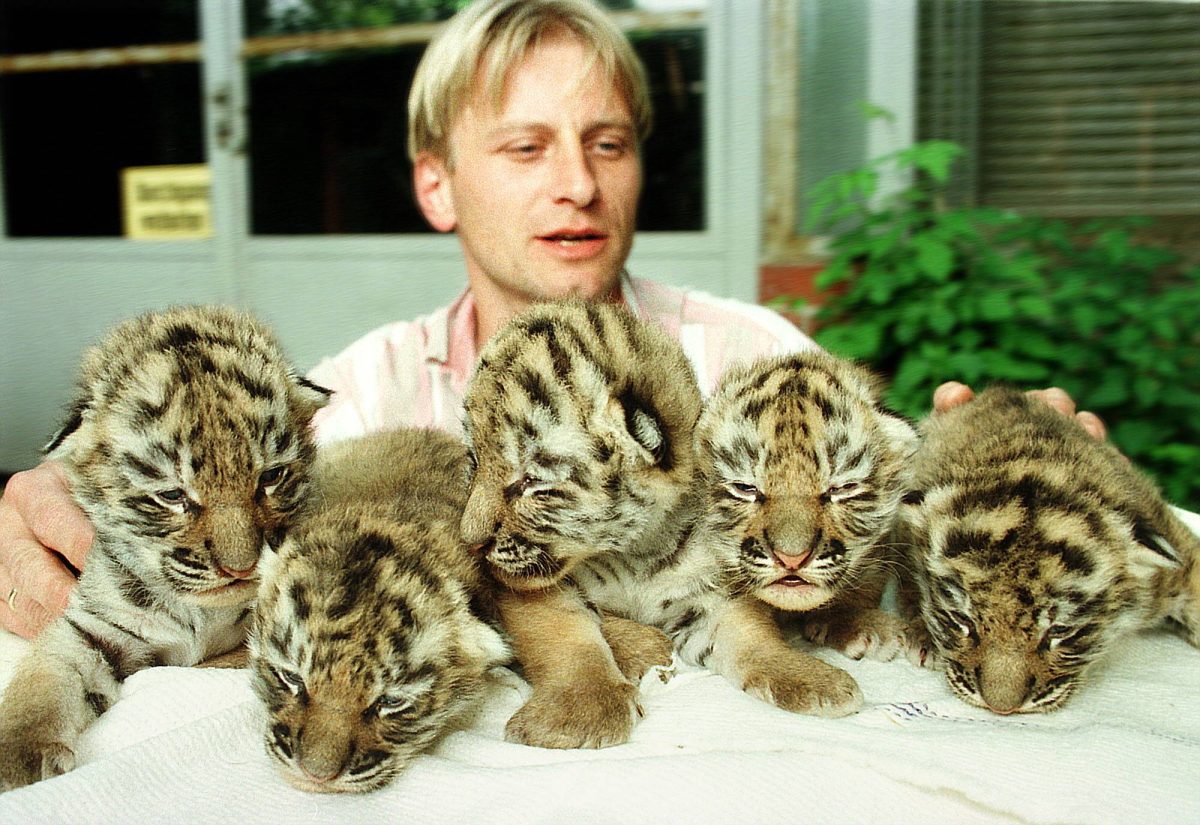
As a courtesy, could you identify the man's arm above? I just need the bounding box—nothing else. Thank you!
[0,462,93,638]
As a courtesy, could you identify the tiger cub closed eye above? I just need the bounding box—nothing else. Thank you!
[250,429,510,793]
[0,305,328,791]
[694,351,918,713]
[460,300,703,749]
[900,386,1200,714]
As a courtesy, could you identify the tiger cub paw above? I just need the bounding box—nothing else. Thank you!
[601,615,674,683]
[741,653,863,718]
[505,678,641,749]
[0,734,76,791]
[801,608,908,662]
[902,618,941,670]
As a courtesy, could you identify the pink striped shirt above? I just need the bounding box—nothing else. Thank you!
[308,275,818,444]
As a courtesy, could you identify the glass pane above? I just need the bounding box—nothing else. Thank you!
[243,0,705,234]
[0,0,203,238]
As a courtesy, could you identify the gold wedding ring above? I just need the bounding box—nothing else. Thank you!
[5,587,16,611]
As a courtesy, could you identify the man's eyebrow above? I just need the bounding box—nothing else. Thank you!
[486,118,636,139]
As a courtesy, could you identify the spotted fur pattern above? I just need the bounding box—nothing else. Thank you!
[901,386,1200,714]
[695,352,918,706]
[250,429,509,793]
[0,306,328,791]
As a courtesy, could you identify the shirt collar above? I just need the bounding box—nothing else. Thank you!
[429,270,637,372]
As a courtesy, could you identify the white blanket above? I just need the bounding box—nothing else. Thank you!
[3,509,1199,825]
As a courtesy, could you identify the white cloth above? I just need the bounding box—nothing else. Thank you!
[2,515,1199,825]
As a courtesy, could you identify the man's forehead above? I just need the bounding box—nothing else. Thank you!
[464,37,631,128]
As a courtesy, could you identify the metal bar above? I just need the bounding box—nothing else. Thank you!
[0,10,706,75]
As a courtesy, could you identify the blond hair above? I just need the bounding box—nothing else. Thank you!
[407,0,652,162]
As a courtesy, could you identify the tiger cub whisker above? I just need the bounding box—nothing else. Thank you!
[899,386,1200,714]
[0,305,328,791]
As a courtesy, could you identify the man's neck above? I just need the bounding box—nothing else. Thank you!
[469,277,625,352]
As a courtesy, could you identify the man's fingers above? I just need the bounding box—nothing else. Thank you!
[1026,387,1077,418]
[5,465,94,569]
[0,586,55,640]
[5,534,78,614]
[1076,411,1107,442]
[933,381,974,413]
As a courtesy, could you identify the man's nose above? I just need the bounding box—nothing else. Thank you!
[552,144,599,206]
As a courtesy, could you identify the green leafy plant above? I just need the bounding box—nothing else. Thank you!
[779,140,1200,510]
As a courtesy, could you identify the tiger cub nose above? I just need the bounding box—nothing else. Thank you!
[772,549,813,571]
[218,562,258,580]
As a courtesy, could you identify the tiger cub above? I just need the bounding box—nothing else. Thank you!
[460,301,878,749]
[0,306,328,791]
[249,428,511,793]
[694,351,918,709]
[900,386,1200,714]
[460,301,700,749]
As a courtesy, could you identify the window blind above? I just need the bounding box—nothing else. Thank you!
[919,0,1200,217]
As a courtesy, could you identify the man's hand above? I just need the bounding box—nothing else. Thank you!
[933,381,1108,441]
[0,462,94,638]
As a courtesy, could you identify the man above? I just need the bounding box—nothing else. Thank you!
[0,0,1105,639]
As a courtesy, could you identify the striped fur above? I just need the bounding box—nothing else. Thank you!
[250,429,509,793]
[0,306,327,791]
[460,301,709,747]
[901,387,1200,714]
[460,304,902,745]
[694,352,918,702]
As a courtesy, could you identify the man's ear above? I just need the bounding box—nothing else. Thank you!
[413,151,457,232]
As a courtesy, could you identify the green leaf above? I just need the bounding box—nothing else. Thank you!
[1086,373,1130,407]
[976,291,1015,322]
[1110,420,1161,455]
[913,237,955,281]
[927,303,956,335]
[980,351,1050,382]
[815,323,884,360]
[898,141,965,184]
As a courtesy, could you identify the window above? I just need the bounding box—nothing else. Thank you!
[919,0,1200,218]
[0,0,204,237]
[0,0,708,237]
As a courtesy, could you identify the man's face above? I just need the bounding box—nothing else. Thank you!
[424,32,642,312]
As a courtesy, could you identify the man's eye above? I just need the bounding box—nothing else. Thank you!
[593,140,626,157]
[507,143,541,158]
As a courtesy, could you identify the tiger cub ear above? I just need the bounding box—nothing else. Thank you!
[898,489,929,536]
[290,373,333,418]
[1128,517,1184,579]
[604,387,668,469]
[43,397,89,455]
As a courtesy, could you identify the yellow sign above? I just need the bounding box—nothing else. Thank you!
[121,164,212,240]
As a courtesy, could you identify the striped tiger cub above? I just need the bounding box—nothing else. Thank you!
[0,306,328,790]
[460,301,889,749]
[249,428,511,793]
[900,386,1200,713]
[460,301,701,749]
[694,351,918,714]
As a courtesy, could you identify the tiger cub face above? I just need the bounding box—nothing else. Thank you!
[46,305,329,606]
[696,352,916,612]
[250,506,509,793]
[459,301,702,591]
[904,387,1193,714]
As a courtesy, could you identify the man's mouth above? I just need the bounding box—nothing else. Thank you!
[539,231,605,246]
